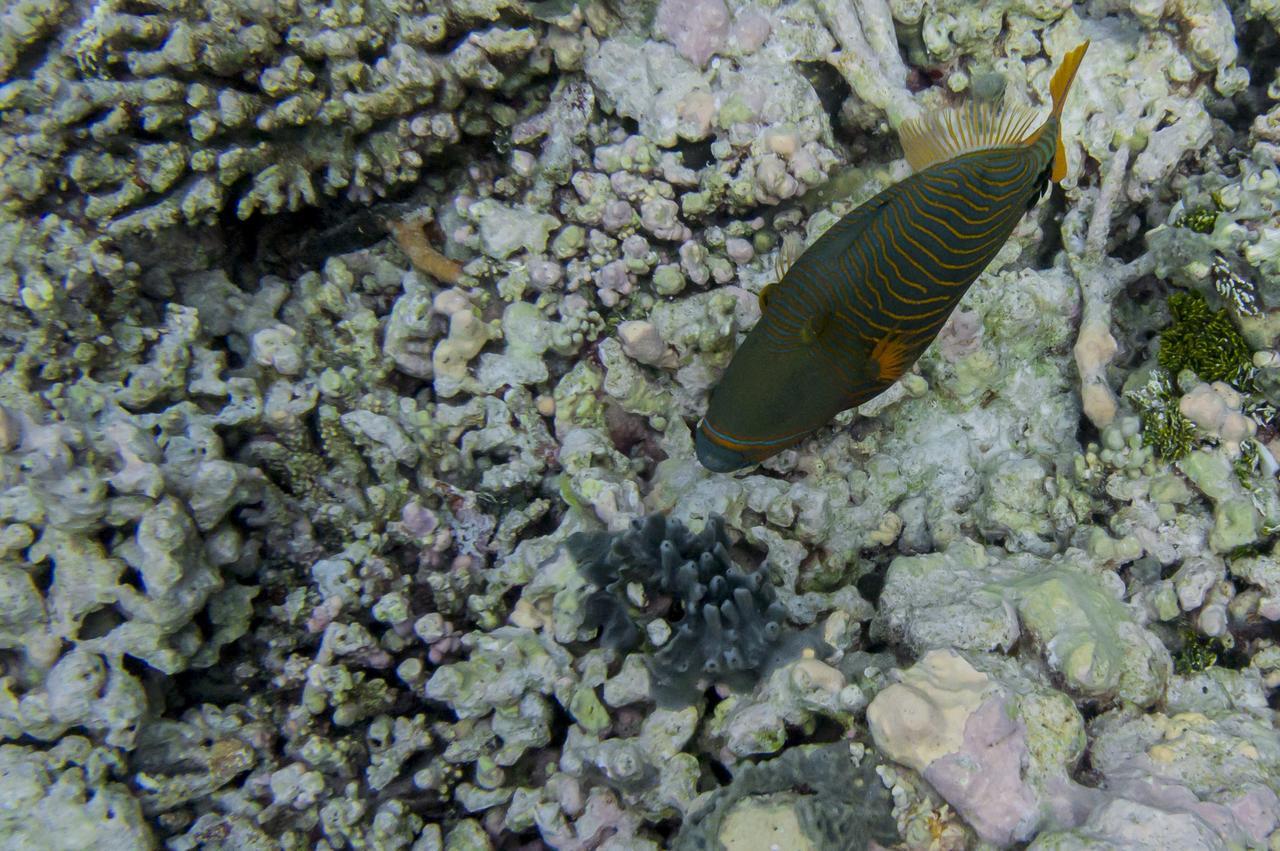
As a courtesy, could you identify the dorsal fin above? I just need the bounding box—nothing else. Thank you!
[760,232,804,314]
[899,100,1042,172]
[774,232,805,281]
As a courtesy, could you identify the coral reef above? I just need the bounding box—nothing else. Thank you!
[0,0,1278,847]
[0,0,555,232]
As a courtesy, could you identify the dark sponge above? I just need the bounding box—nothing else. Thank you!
[671,743,899,850]
[569,513,811,707]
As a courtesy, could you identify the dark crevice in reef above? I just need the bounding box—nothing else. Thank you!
[797,60,854,126]
[1224,12,1280,134]
[854,562,887,608]
[1033,184,1067,267]
[674,138,716,171]
[233,188,428,282]
[207,126,492,283]
[1075,411,1101,454]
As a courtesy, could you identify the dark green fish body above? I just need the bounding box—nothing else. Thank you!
[696,44,1089,472]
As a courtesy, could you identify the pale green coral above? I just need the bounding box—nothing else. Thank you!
[1013,567,1171,706]
[877,540,1172,705]
[0,738,154,850]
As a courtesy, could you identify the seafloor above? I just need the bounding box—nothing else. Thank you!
[0,0,1278,849]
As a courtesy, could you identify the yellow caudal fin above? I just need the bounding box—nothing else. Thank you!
[1048,40,1089,182]
[1050,41,1089,119]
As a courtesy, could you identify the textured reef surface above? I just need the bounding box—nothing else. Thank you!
[1,0,1279,848]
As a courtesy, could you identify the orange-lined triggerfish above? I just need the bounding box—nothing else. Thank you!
[696,43,1090,472]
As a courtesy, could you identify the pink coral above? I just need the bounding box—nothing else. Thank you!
[655,0,730,68]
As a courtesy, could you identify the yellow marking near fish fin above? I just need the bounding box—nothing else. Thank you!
[899,100,1042,172]
[758,282,776,313]
[870,333,912,382]
[1053,136,1068,182]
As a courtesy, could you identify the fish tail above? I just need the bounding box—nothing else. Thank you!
[1050,41,1089,119]
[1042,40,1089,182]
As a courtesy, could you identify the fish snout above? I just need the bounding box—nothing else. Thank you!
[695,423,753,472]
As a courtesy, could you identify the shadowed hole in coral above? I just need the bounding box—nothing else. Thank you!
[79,604,126,640]
[796,61,853,126]
[543,352,581,388]
[1076,699,1106,725]
[168,660,254,707]
[119,564,145,592]
[790,715,845,747]
[119,652,149,681]
[249,200,402,277]
[1071,748,1104,789]
[1032,185,1067,266]
[31,561,54,594]
[859,619,891,655]
[706,755,733,786]
[855,565,886,607]
[1111,224,1151,264]
[190,604,218,642]
[1224,19,1279,133]
[523,504,561,543]
[1075,411,1101,453]
[674,138,716,170]
[498,585,524,621]
[1216,630,1263,670]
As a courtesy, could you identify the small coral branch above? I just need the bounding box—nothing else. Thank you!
[1070,129,1156,429]
[388,218,463,285]
[814,0,919,128]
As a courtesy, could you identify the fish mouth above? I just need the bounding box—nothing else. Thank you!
[695,426,754,472]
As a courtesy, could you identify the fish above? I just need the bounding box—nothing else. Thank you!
[695,42,1090,472]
